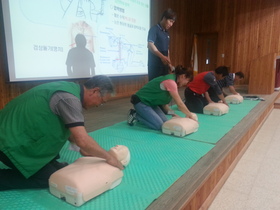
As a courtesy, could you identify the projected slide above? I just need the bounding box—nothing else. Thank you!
[1,0,150,81]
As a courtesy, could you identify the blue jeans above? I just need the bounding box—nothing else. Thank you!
[134,102,168,130]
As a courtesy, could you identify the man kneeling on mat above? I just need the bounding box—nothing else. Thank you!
[208,71,245,102]
[184,66,229,113]
[0,75,123,191]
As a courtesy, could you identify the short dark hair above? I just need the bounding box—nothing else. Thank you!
[235,71,244,79]
[84,75,115,96]
[161,8,176,21]
[174,65,193,81]
[215,66,229,77]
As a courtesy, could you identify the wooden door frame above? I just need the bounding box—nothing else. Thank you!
[196,32,218,73]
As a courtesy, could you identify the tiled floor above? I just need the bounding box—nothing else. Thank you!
[209,108,280,210]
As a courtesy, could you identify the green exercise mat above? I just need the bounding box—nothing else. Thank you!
[174,100,260,143]
[0,131,213,210]
[0,100,259,209]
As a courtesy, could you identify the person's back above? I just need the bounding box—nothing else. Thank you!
[0,81,81,178]
[0,75,124,191]
[184,66,229,113]
[209,71,244,101]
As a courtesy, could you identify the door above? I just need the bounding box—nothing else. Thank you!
[196,33,218,73]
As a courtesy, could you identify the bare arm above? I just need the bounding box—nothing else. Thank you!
[162,104,178,116]
[167,50,174,72]
[169,91,197,121]
[69,126,124,170]
[228,85,239,95]
[204,92,214,103]
[217,93,228,106]
[148,42,171,66]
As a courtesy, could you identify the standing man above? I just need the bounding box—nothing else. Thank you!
[147,8,176,81]
[0,75,123,190]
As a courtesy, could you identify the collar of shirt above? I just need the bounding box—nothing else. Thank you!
[157,23,166,32]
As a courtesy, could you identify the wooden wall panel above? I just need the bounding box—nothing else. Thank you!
[258,0,275,57]
[247,0,261,62]
[189,0,280,88]
[233,0,251,84]
[1,0,280,108]
[271,3,280,53]
[218,0,236,68]
[248,53,277,94]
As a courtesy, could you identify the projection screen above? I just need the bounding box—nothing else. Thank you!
[1,0,150,82]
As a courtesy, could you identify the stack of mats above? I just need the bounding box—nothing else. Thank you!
[0,100,259,210]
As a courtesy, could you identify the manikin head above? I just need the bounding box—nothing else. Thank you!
[108,145,130,167]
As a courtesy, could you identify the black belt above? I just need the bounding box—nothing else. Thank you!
[130,94,141,105]
[186,87,203,96]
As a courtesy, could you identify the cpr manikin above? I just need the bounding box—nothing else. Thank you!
[49,145,130,206]
[203,103,229,116]
[225,94,243,104]
[162,113,199,137]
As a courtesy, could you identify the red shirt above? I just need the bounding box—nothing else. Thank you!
[188,71,211,94]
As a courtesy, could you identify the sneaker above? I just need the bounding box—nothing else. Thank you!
[127,109,136,126]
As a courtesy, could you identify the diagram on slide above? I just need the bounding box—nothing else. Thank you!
[60,0,105,21]
[7,0,149,80]
[107,32,145,73]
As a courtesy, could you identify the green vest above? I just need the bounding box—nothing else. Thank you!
[136,74,176,106]
[0,81,81,178]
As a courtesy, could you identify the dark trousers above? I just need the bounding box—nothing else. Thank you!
[0,151,66,191]
[184,88,208,114]
[148,65,169,81]
[208,87,224,102]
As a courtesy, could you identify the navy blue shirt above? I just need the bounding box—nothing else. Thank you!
[147,23,170,67]
[204,72,223,95]
[217,73,234,89]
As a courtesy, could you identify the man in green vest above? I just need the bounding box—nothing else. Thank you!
[0,75,124,190]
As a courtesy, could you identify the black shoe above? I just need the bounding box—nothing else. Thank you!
[127,109,136,126]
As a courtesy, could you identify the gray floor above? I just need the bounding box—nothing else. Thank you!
[209,108,280,210]
[84,96,132,132]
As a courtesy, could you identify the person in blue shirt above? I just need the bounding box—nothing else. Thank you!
[147,8,176,81]
[208,72,244,102]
